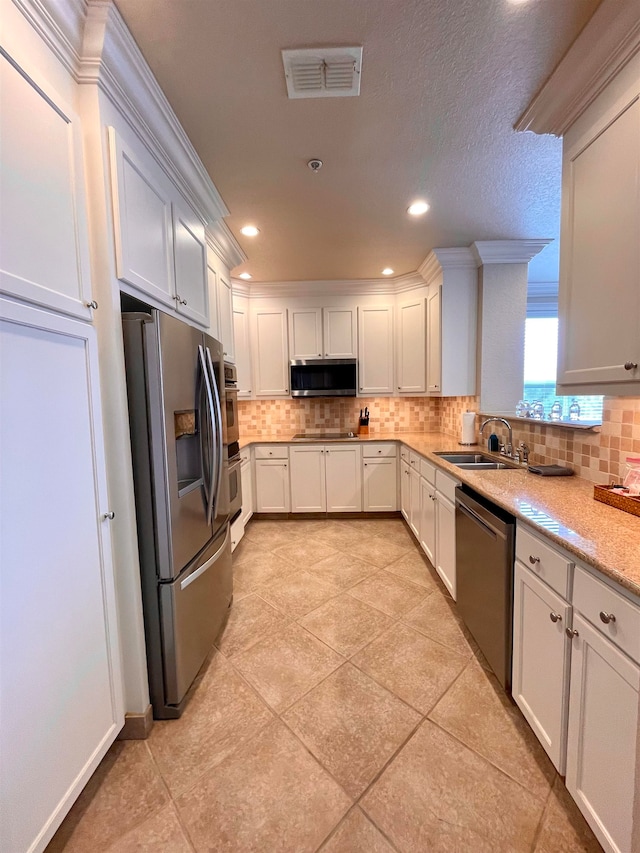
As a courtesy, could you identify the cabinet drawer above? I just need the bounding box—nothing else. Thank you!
[573,566,640,664]
[420,459,436,484]
[363,443,397,458]
[253,445,289,460]
[400,446,410,463]
[435,468,459,503]
[409,451,421,469]
[516,525,573,599]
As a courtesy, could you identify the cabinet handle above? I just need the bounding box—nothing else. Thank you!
[528,555,540,565]
[549,612,562,623]
[599,611,616,624]
[565,627,579,639]
[624,362,637,371]
[102,511,115,520]
[85,300,98,310]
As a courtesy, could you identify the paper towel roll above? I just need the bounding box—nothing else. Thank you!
[461,412,476,445]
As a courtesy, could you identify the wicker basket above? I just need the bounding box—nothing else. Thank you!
[594,484,640,519]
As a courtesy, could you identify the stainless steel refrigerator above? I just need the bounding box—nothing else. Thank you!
[122,304,232,719]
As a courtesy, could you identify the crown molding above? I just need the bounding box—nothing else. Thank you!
[515,0,640,136]
[234,277,403,299]
[77,1,229,225]
[418,247,477,284]
[231,280,251,298]
[390,271,427,294]
[11,0,86,75]
[471,239,552,266]
[206,220,247,270]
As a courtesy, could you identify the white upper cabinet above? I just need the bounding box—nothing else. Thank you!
[0,52,93,321]
[233,295,252,397]
[557,57,640,395]
[397,297,426,393]
[172,200,208,327]
[253,307,289,396]
[358,305,394,395]
[217,274,235,362]
[289,307,323,358]
[323,307,357,358]
[108,128,175,309]
[289,306,357,359]
[426,285,442,393]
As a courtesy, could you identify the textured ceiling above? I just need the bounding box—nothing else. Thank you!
[114,0,601,283]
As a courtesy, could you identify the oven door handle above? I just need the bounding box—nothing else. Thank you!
[198,345,217,525]
[457,501,503,540]
[205,347,224,525]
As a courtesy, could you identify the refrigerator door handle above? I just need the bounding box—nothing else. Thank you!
[205,347,224,524]
[198,345,217,525]
[180,526,230,590]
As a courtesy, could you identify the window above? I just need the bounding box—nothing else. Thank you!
[522,284,603,424]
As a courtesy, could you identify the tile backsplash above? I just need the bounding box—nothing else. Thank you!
[239,395,640,484]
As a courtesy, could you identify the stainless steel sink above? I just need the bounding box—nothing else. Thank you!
[434,451,515,470]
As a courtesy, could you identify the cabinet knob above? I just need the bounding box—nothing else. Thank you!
[599,611,616,624]
[325,353,328,357]
[364,462,367,466]
[378,450,382,453]
[549,612,562,623]
[102,511,115,520]
[432,495,437,501]
[565,627,579,639]
[624,361,637,371]
[85,300,98,310]
[398,386,401,390]
[528,555,540,565]
[318,353,321,357]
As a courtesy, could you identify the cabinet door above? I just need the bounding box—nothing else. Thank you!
[233,298,252,397]
[436,492,456,600]
[1,53,93,320]
[207,264,220,341]
[253,308,289,396]
[512,562,571,773]
[218,275,235,362]
[566,614,639,853]
[0,299,123,853]
[426,285,442,393]
[358,305,394,395]
[409,466,421,538]
[324,307,357,358]
[363,458,398,512]
[108,128,175,309]
[419,476,436,565]
[254,459,290,512]
[397,299,426,393]
[325,445,362,512]
[290,446,326,512]
[289,307,322,358]
[172,200,209,327]
[558,95,640,392]
[240,459,253,526]
[400,460,410,521]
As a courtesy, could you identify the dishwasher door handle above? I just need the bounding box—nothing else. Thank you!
[457,501,503,540]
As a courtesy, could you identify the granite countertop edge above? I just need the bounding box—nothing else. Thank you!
[239,431,640,599]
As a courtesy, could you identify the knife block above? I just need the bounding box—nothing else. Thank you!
[358,423,369,436]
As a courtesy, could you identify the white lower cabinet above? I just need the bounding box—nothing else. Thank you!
[290,445,362,513]
[409,463,421,538]
[254,447,290,512]
[362,445,398,512]
[0,299,123,853]
[400,459,410,521]
[434,469,459,600]
[419,475,436,565]
[240,450,253,527]
[512,560,571,773]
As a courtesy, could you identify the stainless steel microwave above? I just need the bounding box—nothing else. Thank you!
[290,358,357,397]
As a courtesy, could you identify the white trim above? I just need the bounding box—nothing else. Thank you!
[418,247,477,284]
[11,0,86,75]
[515,0,640,136]
[77,1,228,226]
[471,239,552,266]
[206,219,246,270]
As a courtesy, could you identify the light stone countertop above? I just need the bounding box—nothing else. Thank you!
[240,431,640,599]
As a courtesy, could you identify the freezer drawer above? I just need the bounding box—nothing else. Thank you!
[159,526,232,705]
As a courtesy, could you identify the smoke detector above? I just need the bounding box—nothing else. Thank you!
[308,159,323,173]
[282,47,363,99]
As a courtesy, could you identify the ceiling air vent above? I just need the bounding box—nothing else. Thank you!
[282,47,363,99]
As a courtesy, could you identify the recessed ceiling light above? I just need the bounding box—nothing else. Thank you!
[238,272,252,280]
[382,268,394,276]
[240,225,260,237]
[407,200,430,216]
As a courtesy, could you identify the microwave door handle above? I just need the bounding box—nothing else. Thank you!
[205,347,224,525]
[198,345,216,525]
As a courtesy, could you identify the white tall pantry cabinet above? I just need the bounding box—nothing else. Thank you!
[0,37,123,853]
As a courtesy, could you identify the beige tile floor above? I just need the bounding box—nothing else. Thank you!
[47,517,603,853]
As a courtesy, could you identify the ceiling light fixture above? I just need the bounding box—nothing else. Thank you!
[408,200,430,216]
[382,268,394,276]
[240,225,260,237]
[238,272,252,280]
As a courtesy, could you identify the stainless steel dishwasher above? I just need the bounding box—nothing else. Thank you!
[455,486,515,691]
